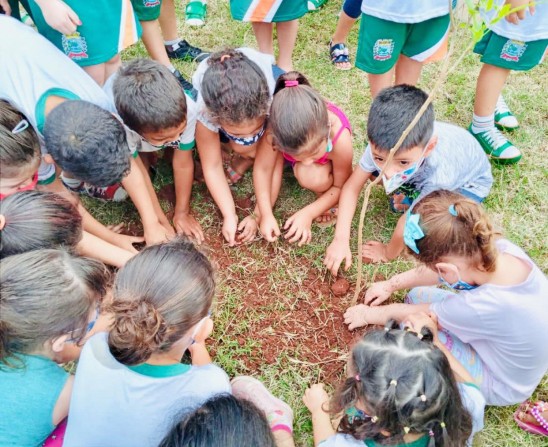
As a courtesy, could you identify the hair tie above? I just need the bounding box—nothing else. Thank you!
[371,416,379,423]
[0,215,6,231]
[448,204,458,216]
[384,327,390,332]
[403,427,410,434]
[284,80,299,87]
[389,379,398,387]
[420,394,427,402]
[417,333,424,340]
[12,119,29,134]
[355,374,361,382]
[429,429,435,437]
[220,54,231,63]
[440,422,446,429]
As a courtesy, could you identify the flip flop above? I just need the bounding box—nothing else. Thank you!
[329,41,352,71]
[514,401,548,437]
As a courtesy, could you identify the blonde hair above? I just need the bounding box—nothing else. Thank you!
[107,238,215,365]
[411,190,500,271]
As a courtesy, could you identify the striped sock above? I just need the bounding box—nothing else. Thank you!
[471,113,495,134]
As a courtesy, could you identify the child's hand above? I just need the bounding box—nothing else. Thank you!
[259,214,281,242]
[173,211,205,245]
[144,222,172,246]
[222,214,239,247]
[38,0,82,34]
[364,281,393,306]
[362,241,389,263]
[192,317,214,344]
[303,383,330,414]
[237,215,258,244]
[324,238,352,276]
[114,233,145,254]
[504,0,535,25]
[344,304,384,330]
[404,312,440,343]
[284,210,313,246]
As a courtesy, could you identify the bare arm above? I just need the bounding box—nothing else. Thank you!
[303,384,337,446]
[77,231,134,267]
[52,375,74,426]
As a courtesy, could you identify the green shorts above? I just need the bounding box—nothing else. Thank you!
[230,0,307,23]
[474,30,548,71]
[28,0,141,67]
[356,13,450,75]
[131,0,162,21]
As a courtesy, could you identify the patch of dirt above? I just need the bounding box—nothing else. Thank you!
[158,183,176,206]
[234,194,254,212]
[331,278,350,296]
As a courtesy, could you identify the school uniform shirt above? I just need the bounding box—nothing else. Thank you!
[0,354,69,447]
[63,332,231,447]
[103,73,199,152]
[482,1,548,41]
[319,383,485,447]
[192,47,276,132]
[0,16,116,182]
[430,239,548,406]
[360,0,450,23]
[358,121,493,205]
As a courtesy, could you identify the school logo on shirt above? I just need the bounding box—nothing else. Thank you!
[143,0,161,6]
[373,39,394,61]
[500,39,527,62]
[61,32,89,60]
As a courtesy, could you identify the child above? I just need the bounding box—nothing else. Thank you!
[324,85,493,274]
[343,190,548,406]
[26,0,141,85]
[303,319,485,447]
[0,191,135,266]
[468,1,547,163]
[109,59,204,243]
[0,16,174,246]
[229,0,308,72]
[192,48,278,246]
[355,0,451,97]
[0,249,110,447]
[255,71,353,246]
[64,238,231,447]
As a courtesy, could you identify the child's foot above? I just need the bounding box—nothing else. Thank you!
[231,376,294,435]
[166,39,209,62]
[315,207,338,227]
[495,96,519,131]
[185,1,207,26]
[329,41,352,70]
[514,401,548,436]
[468,125,522,164]
[62,179,128,202]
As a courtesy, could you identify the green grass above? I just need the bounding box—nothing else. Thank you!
[95,1,548,445]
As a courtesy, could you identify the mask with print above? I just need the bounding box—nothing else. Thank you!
[0,172,38,200]
[437,268,478,291]
[220,122,266,146]
[373,147,427,194]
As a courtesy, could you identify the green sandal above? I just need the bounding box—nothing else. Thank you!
[308,0,329,11]
[186,1,207,27]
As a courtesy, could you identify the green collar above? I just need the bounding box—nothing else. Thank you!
[365,434,429,447]
[35,88,80,134]
[128,362,191,378]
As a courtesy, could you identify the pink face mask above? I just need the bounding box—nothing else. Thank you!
[0,172,38,200]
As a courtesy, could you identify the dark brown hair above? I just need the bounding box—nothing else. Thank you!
[270,71,328,155]
[107,238,215,365]
[410,190,500,271]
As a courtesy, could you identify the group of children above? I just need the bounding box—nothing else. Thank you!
[1,0,547,446]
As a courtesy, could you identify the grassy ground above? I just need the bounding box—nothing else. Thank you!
[93,1,548,445]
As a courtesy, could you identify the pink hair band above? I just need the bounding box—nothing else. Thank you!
[285,80,299,87]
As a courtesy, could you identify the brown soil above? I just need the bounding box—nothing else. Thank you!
[331,278,350,296]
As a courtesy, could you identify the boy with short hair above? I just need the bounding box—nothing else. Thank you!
[468,0,548,163]
[0,15,174,247]
[324,85,493,276]
[110,58,204,243]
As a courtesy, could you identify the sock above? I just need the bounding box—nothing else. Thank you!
[471,113,495,134]
[164,38,181,51]
[60,174,82,188]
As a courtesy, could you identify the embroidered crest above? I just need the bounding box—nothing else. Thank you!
[143,0,161,6]
[62,32,89,60]
[373,39,394,61]
[500,39,527,62]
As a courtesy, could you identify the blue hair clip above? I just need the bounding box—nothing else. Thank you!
[448,204,458,216]
[403,210,425,254]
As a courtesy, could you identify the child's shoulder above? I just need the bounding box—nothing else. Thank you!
[433,121,487,159]
[187,363,231,391]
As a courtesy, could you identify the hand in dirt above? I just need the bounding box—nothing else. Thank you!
[107,223,125,234]
[222,214,239,247]
[324,238,352,276]
[39,0,82,34]
[362,241,389,263]
[144,222,172,246]
[259,213,281,242]
[114,233,144,254]
[343,304,384,330]
[505,0,535,25]
[173,210,205,245]
[284,210,313,246]
[303,383,330,414]
[237,215,258,244]
[364,281,393,306]
[404,312,440,343]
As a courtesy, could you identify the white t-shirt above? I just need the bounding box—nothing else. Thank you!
[358,121,493,204]
[0,16,116,181]
[192,47,276,132]
[64,332,231,447]
[319,383,485,447]
[361,0,450,23]
[431,239,548,405]
[483,1,548,41]
[103,72,198,152]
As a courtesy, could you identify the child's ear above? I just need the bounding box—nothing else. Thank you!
[42,154,55,165]
[423,135,438,157]
[50,335,70,354]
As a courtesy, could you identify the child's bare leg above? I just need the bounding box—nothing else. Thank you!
[276,20,299,72]
[395,55,422,86]
[104,54,122,82]
[158,0,178,40]
[332,11,357,45]
[140,19,172,66]
[83,63,108,86]
[474,63,510,117]
[251,22,274,55]
[293,163,335,222]
[231,155,254,177]
[368,69,395,98]
[273,431,296,447]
